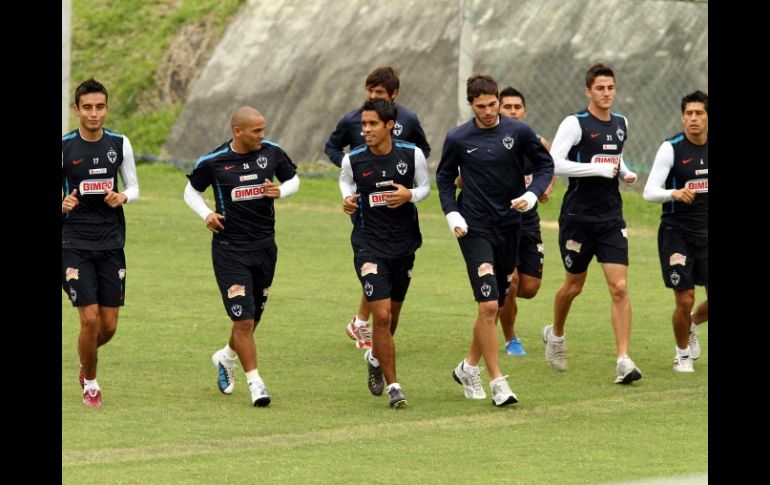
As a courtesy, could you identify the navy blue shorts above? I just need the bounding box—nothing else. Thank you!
[517,228,544,279]
[62,248,126,307]
[658,224,708,290]
[558,219,628,274]
[353,248,415,303]
[458,224,520,306]
[212,244,277,321]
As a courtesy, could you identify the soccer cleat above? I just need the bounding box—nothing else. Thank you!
[542,324,567,372]
[78,367,85,389]
[452,360,486,399]
[505,337,527,356]
[615,357,642,384]
[364,349,384,396]
[211,349,236,395]
[490,376,518,407]
[83,388,103,408]
[346,318,372,350]
[387,385,407,408]
[688,331,701,360]
[248,380,271,407]
[673,355,695,373]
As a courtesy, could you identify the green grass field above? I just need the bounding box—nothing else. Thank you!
[62,164,707,484]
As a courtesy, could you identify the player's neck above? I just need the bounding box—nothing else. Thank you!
[685,132,707,146]
[370,139,393,156]
[588,105,611,121]
[78,126,104,142]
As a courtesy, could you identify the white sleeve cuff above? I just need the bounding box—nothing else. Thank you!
[445,211,468,233]
[512,191,538,212]
[278,174,300,198]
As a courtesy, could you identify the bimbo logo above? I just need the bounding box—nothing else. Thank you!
[685,178,708,193]
[79,178,114,194]
[369,190,395,207]
[231,184,267,201]
[590,154,620,165]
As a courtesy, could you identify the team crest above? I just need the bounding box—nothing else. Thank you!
[364,281,374,297]
[564,254,573,269]
[396,160,407,175]
[616,127,625,142]
[670,271,681,286]
[231,304,243,317]
[69,287,77,303]
[503,136,514,150]
[107,148,117,164]
[118,268,126,280]
[256,155,268,169]
[480,282,492,298]
[393,121,403,136]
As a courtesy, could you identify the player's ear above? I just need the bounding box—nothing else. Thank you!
[386,120,395,131]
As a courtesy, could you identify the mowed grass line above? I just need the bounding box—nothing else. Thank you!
[63,386,704,466]
[62,164,707,484]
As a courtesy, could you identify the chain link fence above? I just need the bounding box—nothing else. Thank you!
[468,0,707,179]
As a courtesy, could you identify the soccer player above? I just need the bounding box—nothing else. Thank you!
[325,66,430,351]
[643,90,708,372]
[339,99,430,408]
[497,86,555,356]
[184,106,300,407]
[62,78,140,408]
[543,63,641,384]
[436,74,553,406]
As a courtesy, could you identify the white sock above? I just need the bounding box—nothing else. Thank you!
[551,333,565,342]
[616,355,629,364]
[690,322,698,333]
[223,344,238,361]
[83,378,100,391]
[386,382,401,392]
[366,350,380,367]
[676,346,690,358]
[462,358,479,372]
[354,316,368,327]
[245,369,262,385]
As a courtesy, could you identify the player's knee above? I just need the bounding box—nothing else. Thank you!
[517,279,541,299]
[607,279,628,301]
[478,300,498,320]
[674,289,695,312]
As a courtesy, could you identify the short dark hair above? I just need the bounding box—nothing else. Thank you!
[75,78,108,106]
[585,63,615,88]
[361,98,398,124]
[499,86,525,107]
[365,67,400,95]
[681,90,708,113]
[466,74,498,102]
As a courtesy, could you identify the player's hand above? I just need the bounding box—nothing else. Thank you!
[455,175,464,189]
[385,182,412,208]
[264,178,281,198]
[623,172,637,184]
[672,187,696,204]
[343,194,359,214]
[62,189,79,213]
[104,188,127,208]
[205,213,225,233]
[454,226,467,238]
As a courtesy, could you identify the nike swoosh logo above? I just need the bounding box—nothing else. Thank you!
[363,170,374,177]
[224,165,235,170]
[682,158,692,164]
[466,148,478,153]
[73,159,84,165]
[590,133,600,138]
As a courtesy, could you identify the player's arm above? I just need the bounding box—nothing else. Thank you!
[644,141,694,204]
[324,116,352,168]
[411,112,431,159]
[512,127,554,212]
[184,160,224,233]
[107,136,140,208]
[617,116,637,183]
[436,135,467,237]
[266,151,300,199]
[339,154,359,214]
[550,116,616,178]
